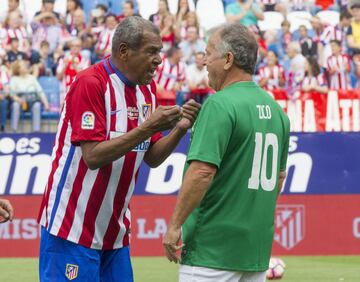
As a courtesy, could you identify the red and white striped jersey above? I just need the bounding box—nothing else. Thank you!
[4,26,29,52]
[95,28,116,55]
[326,54,352,90]
[38,57,162,250]
[155,56,186,90]
[258,64,285,90]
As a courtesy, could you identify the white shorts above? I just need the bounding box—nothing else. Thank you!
[179,265,266,282]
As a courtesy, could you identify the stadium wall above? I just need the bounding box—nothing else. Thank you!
[1,90,360,257]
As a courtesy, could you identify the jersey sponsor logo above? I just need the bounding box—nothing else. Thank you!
[142,104,151,120]
[65,264,78,280]
[81,111,95,130]
[127,107,139,120]
[133,141,150,152]
[256,105,272,119]
[274,205,305,250]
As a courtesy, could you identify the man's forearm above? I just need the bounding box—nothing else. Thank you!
[168,162,216,230]
[144,127,187,167]
[81,125,156,170]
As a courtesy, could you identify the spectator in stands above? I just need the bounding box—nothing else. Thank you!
[178,11,205,41]
[160,13,176,53]
[175,0,191,38]
[89,4,107,32]
[299,25,318,59]
[0,0,24,24]
[0,59,10,132]
[326,39,352,90]
[9,60,49,132]
[3,10,30,54]
[185,51,211,104]
[117,0,138,22]
[285,0,312,13]
[57,37,90,103]
[149,0,170,27]
[68,9,87,38]
[155,46,186,105]
[66,0,82,29]
[6,37,28,64]
[302,57,328,93]
[258,51,286,90]
[276,19,293,60]
[286,41,307,96]
[257,0,286,14]
[34,0,60,20]
[179,26,206,65]
[347,1,360,86]
[32,11,62,55]
[92,14,118,63]
[225,0,264,27]
[318,9,352,67]
[33,40,56,78]
[249,25,268,63]
[310,16,325,44]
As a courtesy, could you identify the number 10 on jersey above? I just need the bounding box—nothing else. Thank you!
[248,132,279,191]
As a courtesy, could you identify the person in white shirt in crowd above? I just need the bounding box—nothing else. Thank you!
[178,11,205,41]
[326,39,352,90]
[0,0,25,24]
[57,37,90,104]
[179,26,206,65]
[65,0,82,30]
[9,60,49,132]
[185,51,212,104]
[0,59,10,132]
[258,50,286,90]
[286,41,307,97]
[302,57,328,93]
[31,11,62,55]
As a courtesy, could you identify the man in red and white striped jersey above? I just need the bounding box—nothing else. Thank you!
[38,16,201,282]
[326,40,352,90]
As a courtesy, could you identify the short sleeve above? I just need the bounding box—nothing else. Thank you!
[69,75,107,145]
[187,98,232,168]
[280,119,290,171]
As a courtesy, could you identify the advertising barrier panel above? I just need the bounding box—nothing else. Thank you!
[0,131,360,257]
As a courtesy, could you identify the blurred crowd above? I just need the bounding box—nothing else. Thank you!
[0,0,359,133]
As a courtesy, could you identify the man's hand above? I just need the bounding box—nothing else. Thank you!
[0,199,14,223]
[176,99,201,131]
[143,105,182,132]
[163,227,182,263]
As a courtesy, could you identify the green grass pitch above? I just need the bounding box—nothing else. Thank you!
[0,256,359,281]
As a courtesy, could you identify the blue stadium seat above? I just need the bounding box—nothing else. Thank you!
[38,76,61,121]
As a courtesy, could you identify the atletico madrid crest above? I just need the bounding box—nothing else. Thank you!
[142,104,151,120]
[274,205,305,250]
[65,264,78,280]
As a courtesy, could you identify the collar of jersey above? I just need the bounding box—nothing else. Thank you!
[108,57,137,88]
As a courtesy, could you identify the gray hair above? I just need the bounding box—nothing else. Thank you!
[112,16,160,53]
[210,23,258,75]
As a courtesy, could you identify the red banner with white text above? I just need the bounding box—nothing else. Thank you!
[271,89,360,132]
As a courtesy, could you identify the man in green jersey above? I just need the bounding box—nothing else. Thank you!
[163,23,290,282]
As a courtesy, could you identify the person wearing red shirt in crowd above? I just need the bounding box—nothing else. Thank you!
[326,39,352,90]
[258,51,286,90]
[38,16,200,281]
[56,38,90,103]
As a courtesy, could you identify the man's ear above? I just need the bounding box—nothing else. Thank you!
[117,42,129,60]
[223,52,234,71]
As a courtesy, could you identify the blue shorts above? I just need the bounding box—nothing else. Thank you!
[39,227,133,282]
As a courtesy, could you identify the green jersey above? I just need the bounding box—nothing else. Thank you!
[181,81,290,272]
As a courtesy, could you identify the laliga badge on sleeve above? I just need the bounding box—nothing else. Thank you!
[142,104,151,120]
[81,111,95,130]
